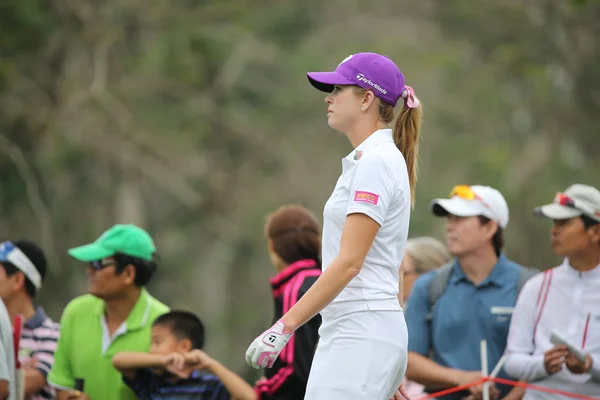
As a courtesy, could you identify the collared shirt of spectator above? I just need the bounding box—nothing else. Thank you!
[404,185,534,400]
[0,240,59,400]
[48,224,169,400]
[505,184,600,399]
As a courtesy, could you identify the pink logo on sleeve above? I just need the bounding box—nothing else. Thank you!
[354,191,379,205]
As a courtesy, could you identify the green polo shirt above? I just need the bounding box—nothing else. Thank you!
[48,288,169,399]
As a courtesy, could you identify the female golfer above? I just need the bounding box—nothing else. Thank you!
[245,52,422,400]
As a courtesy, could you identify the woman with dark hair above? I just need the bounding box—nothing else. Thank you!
[253,205,322,400]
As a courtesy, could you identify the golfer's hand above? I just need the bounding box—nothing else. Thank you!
[245,320,293,369]
[389,383,410,399]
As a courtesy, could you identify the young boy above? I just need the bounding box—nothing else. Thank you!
[113,311,256,400]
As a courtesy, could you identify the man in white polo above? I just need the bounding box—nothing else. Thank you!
[505,183,600,399]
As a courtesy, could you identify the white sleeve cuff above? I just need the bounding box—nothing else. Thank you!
[346,207,384,226]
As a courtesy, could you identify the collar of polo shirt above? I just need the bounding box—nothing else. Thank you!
[93,287,153,331]
[345,129,394,163]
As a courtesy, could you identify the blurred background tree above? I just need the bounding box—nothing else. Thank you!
[0,0,598,379]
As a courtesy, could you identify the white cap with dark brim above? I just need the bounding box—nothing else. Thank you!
[430,185,509,229]
[534,183,600,222]
[533,204,583,220]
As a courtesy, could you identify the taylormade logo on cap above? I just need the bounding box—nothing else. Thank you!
[306,52,406,106]
[356,73,387,95]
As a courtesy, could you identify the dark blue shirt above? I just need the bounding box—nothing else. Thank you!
[404,254,523,399]
[124,369,230,400]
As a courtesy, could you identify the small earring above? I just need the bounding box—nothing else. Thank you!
[360,106,364,112]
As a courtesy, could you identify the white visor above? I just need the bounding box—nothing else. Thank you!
[0,241,42,290]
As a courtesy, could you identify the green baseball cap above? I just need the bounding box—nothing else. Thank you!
[68,224,156,262]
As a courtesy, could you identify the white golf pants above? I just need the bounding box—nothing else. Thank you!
[304,309,408,400]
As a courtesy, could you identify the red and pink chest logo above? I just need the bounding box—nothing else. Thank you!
[354,191,379,205]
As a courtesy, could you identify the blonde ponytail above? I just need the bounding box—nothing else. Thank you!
[393,103,422,207]
[353,85,422,207]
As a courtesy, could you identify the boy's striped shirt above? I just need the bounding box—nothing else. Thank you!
[19,307,60,400]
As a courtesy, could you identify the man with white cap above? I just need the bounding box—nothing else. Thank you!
[404,185,535,399]
[504,183,600,399]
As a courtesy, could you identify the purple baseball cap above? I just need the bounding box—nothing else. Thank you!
[307,52,406,106]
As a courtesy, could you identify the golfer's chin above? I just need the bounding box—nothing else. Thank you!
[326,114,337,129]
[326,115,347,133]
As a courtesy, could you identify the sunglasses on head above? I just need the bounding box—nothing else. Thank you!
[89,259,117,271]
[554,192,600,220]
[449,185,499,222]
[450,185,493,207]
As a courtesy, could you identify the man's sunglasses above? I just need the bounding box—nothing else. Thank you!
[89,259,117,271]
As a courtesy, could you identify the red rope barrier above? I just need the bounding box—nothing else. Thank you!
[414,376,600,400]
[490,377,600,400]
[413,378,487,400]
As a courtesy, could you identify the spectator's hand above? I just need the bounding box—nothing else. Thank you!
[22,356,39,370]
[455,371,483,394]
[184,349,215,371]
[565,352,593,374]
[162,352,192,379]
[455,371,499,400]
[455,370,483,387]
[544,345,569,374]
[500,386,526,400]
[389,383,410,399]
[65,390,90,400]
[463,384,500,400]
[487,385,500,400]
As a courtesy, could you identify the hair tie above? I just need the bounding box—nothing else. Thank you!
[401,86,420,108]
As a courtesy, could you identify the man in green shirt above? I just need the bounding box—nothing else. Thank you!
[48,224,169,400]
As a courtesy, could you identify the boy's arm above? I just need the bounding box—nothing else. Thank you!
[112,352,168,380]
[185,350,256,400]
[24,368,46,395]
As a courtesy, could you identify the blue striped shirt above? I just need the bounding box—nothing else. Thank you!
[124,368,230,400]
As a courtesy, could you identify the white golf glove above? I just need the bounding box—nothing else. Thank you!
[245,320,293,369]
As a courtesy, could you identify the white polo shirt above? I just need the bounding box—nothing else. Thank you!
[504,259,600,399]
[321,129,410,316]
